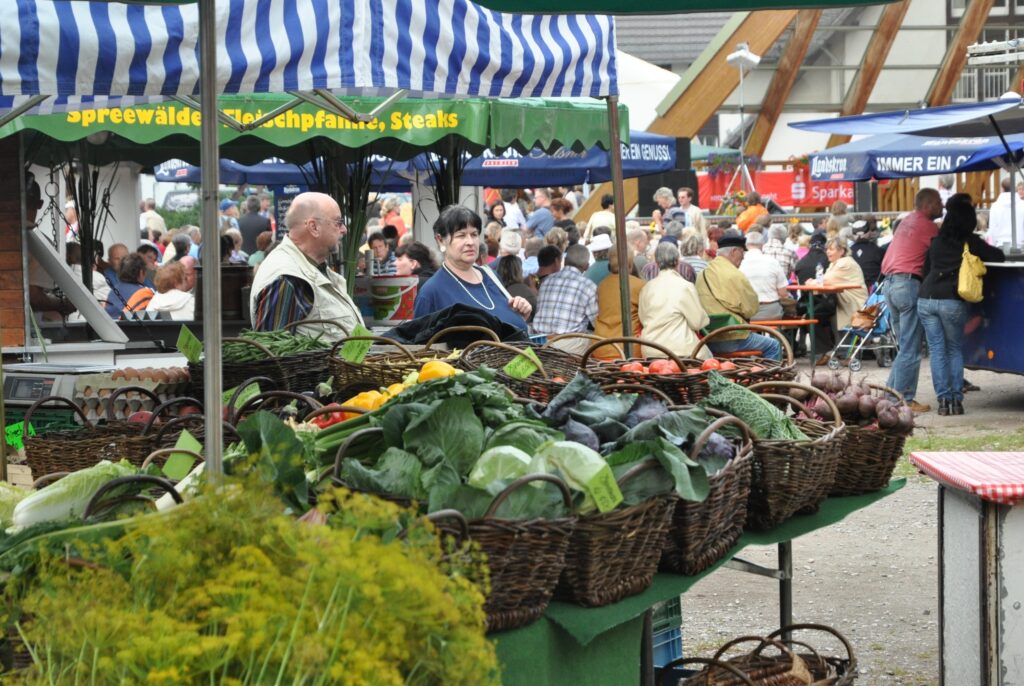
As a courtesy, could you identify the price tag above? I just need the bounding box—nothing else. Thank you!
[502,347,543,380]
[176,325,203,364]
[163,429,202,481]
[339,324,374,363]
[4,422,35,451]
[223,382,260,408]
[585,464,624,513]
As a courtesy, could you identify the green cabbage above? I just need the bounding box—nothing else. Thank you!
[468,446,534,493]
[0,481,29,529]
[534,441,622,515]
[11,460,138,531]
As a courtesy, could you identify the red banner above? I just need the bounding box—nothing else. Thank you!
[698,169,854,210]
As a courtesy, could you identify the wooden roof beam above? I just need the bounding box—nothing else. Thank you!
[746,9,823,158]
[927,0,995,105]
[826,0,911,149]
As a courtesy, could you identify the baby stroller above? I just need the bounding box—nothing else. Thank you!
[826,290,898,371]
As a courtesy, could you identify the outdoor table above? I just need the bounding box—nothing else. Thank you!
[909,452,1024,685]
[785,283,862,364]
[493,479,906,686]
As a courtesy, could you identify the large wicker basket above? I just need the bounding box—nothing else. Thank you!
[189,334,328,396]
[21,396,155,475]
[682,636,814,686]
[457,340,590,404]
[434,474,576,633]
[765,624,858,686]
[829,384,910,496]
[743,382,845,531]
[661,414,754,576]
[690,324,797,388]
[581,336,706,405]
[554,460,676,607]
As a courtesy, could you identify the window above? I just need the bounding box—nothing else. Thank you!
[950,0,1010,17]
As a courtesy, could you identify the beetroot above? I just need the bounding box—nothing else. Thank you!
[895,406,915,434]
[877,406,900,430]
[858,394,878,419]
[834,392,860,420]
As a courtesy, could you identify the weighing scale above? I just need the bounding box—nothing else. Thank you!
[2,363,116,408]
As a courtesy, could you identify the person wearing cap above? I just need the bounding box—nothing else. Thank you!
[696,229,783,361]
[739,231,788,322]
[493,229,523,272]
[585,232,613,284]
[850,217,884,288]
[219,198,240,232]
[250,192,364,341]
[880,188,945,413]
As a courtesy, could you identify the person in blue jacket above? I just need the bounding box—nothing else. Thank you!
[414,205,533,330]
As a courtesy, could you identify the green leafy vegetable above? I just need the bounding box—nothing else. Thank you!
[340,447,424,500]
[0,481,30,529]
[11,460,138,531]
[468,446,534,492]
[700,371,808,441]
[403,397,484,473]
[534,441,622,514]
[483,420,563,455]
[233,412,310,512]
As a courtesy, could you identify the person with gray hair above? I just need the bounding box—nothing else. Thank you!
[663,220,685,240]
[651,186,679,231]
[533,243,598,354]
[679,227,708,275]
[763,223,797,277]
[628,227,651,274]
[739,231,788,321]
[638,241,711,361]
[696,229,783,360]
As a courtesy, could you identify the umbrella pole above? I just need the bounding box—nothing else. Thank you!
[606,96,632,359]
[199,0,224,477]
[989,115,1021,251]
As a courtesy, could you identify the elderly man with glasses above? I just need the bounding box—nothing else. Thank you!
[250,191,364,340]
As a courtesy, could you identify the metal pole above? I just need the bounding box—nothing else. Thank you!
[738,65,746,193]
[199,0,223,477]
[606,96,633,359]
[778,541,794,633]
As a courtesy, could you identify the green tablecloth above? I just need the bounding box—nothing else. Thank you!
[493,478,906,686]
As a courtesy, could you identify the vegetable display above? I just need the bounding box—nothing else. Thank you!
[222,329,332,362]
[699,371,810,441]
[808,372,914,435]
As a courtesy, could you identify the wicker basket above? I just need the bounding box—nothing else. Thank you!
[21,396,155,475]
[554,460,676,607]
[682,636,814,686]
[189,336,326,396]
[582,336,707,405]
[661,415,754,576]
[229,390,323,425]
[765,624,858,686]
[658,657,759,686]
[328,326,498,393]
[829,384,910,497]
[690,324,797,388]
[457,340,589,404]
[743,382,845,531]
[434,474,576,633]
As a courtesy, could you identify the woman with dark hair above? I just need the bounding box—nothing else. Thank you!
[486,201,507,227]
[918,193,1004,416]
[413,205,532,329]
[394,241,438,293]
[495,254,537,320]
[106,253,154,319]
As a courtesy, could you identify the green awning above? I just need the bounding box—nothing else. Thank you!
[470,0,897,11]
[4,95,627,167]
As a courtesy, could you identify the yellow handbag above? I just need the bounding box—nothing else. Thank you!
[957,242,986,303]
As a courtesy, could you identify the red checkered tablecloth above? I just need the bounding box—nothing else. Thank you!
[909,452,1024,505]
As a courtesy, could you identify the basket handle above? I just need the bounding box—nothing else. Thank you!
[23,396,91,438]
[710,635,802,666]
[225,376,280,418]
[581,336,685,371]
[460,340,550,380]
[484,473,573,519]
[766,623,857,670]
[232,391,323,425]
[422,509,470,543]
[329,335,418,363]
[283,318,351,337]
[748,381,843,429]
[140,397,205,436]
[867,382,906,406]
[332,426,385,481]
[152,416,240,447]
[758,393,814,419]
[655,657,758,686]
[687,415,754,462]
[141,448,205,470]
[32,471,69,489]
[545,333,625,358]
[82,475,183,519]
[598,383,674,406]
[105,385,163,421]
[691,323,794,365]
[422,325,499,350]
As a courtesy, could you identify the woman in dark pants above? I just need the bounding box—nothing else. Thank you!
[918,193,1004,416]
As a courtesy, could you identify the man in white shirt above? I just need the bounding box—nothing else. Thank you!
[500,189,528,229]
[583,193,616,244]
[739,231,788,321]
[988,177,1024,249]
[676,186,707,235]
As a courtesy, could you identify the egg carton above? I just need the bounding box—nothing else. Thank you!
[75,369,194,422]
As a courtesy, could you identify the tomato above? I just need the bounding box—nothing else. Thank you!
[701,358,722,371]
[619,361,647,374]
[649,359,681,375]
[719,361,737,371]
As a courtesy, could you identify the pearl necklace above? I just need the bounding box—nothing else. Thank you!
[443,263,496,311]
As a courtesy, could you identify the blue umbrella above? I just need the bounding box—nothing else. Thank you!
[808,132,1024,181]
[153,157,415,192]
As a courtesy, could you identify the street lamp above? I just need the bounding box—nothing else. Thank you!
[726,43,761,193]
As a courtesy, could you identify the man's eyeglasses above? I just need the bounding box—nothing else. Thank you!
[314,217,345,229]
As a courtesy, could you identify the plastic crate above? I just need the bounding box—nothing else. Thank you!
[652,596,681,633]
[653,627,682,668]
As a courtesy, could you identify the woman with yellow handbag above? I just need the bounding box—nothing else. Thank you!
[918,194,1005,416]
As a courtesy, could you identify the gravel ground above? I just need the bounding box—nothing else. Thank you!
[673,362,1024,686]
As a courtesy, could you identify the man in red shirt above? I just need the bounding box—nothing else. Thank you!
[880,188,944,413]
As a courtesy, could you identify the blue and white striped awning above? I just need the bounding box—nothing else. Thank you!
[0,0,617,114]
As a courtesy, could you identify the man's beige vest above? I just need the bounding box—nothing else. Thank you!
[249,235,364,341]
